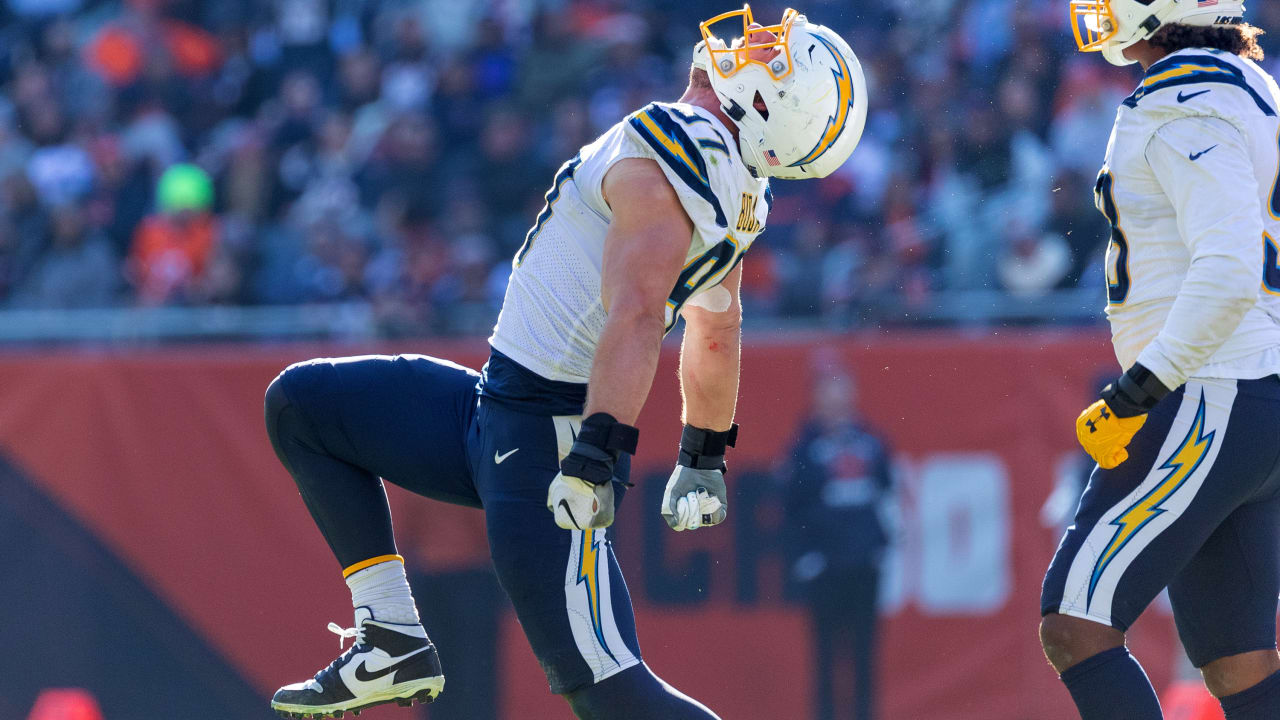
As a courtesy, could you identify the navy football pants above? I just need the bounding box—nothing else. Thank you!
[1042,376,1280,667]
[264,354,645,694]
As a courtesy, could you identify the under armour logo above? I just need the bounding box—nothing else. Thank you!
[1085,407,1110,434]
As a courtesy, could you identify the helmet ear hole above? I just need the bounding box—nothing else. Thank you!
[752,90,770,121]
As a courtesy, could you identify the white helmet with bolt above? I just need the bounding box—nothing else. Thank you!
[1071,0,1247,66]
[691,5,868,180]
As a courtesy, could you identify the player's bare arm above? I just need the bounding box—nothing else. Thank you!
[679,263,743,432]
[547,157,696,531]
[588,158,696,425]
[659,265,742,531]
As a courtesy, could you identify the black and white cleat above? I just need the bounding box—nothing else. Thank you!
[270,607,444,719]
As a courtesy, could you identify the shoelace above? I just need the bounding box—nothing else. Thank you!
[327,621,365,650]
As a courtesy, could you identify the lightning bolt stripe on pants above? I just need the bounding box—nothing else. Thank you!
[1056,379,1235,626]
[1086,393,1215,607]
[563,525,640,684]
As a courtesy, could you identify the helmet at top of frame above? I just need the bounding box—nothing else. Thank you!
[1071,0,1247,66]
[690,5,869,180]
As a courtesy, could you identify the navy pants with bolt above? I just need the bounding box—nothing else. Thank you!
[265,352,718,718]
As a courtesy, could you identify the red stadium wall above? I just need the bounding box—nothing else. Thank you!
[0,331,1185,720]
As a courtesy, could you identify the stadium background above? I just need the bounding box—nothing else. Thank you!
[3,0,1277,718]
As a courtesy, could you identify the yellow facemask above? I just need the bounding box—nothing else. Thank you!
[699,4,799,81]
[1071,0,1119,52]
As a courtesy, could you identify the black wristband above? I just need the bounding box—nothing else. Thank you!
[1101,363,1171,418]
[560,443,616,485]
[678,423,737,471]
[560,413,641,486]
[576,413,640,456]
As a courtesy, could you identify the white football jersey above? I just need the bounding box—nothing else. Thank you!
[489,101,770,383]
[1099,48,1280,388]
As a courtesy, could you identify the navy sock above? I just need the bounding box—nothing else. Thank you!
[1060,646,1162,720]
[1220,668,1280,720]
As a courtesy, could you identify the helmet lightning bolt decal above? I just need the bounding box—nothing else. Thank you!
[790,34,855,167]
[1087,392,1215,608]
[576,531,620,665]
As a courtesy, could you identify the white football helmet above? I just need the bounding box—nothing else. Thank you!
[1071,0,1247,66]
[691,6,868,180]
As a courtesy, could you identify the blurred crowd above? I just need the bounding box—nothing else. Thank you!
[3,0,1280,334]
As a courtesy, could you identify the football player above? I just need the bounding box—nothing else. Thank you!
[1041,2,1280,719]
[262,6,867,719]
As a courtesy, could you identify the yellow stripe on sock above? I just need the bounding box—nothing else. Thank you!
[342,554,404,579]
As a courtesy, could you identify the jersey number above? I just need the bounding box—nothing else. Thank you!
[1265,232,1280,294]
[1266,129,1280,293]
[1103,128,1280,300]
[665,234,744,331]
[1096,171,1130,305]
[736,193,761,234]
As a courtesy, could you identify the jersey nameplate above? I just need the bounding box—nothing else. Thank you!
[736,193,762,234]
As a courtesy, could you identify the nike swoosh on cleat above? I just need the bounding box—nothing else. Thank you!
[494,448,519,464]
[353,649,429,683]
[1177,89,1211,103]
[1189,144,1219,161]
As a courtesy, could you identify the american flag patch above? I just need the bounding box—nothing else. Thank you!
[764,150,780,166]
[1198,0,1218,6]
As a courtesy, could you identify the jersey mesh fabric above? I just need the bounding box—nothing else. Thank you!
[493,198,609,382]
[490,102,767,384]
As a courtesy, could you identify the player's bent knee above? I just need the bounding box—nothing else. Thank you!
[1200,649,1280,698]
[264,361,324,469]
[264,372,289,423]
[1040,613,1124,674]
[264,360,327,421]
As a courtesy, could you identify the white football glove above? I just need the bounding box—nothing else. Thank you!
[661,465,727,531]
[548,413,638,531]
[548,471,615,530]
[661,423,736,531]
